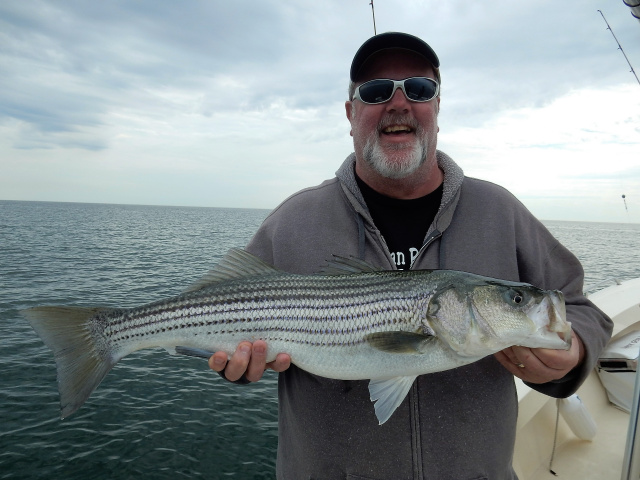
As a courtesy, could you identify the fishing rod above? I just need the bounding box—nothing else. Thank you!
[598,10,640,86]
[370,0,377,35]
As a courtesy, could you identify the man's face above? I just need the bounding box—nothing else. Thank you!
[346,50,440,181]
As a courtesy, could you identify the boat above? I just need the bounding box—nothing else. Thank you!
[514,277,640,479]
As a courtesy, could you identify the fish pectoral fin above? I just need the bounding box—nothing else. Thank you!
[369,375,418,425]
[173,346,215,360]
[364,331,435,354]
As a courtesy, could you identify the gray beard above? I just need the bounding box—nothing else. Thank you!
[362,131,428,180]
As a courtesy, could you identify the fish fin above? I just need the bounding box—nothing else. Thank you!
[185,248,279,292]
[319,255,383,275]
[20,306,118,419]
[365,331,435,354]
[369,375,418,425]
[173,346,215,360]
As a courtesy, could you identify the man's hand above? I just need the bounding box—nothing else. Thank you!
[208,340,291,382]
[494,330,584,384]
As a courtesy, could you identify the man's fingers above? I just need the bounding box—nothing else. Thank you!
[245,341,268,382]
[495,350,526,376]
[208,341,292,383]
[531,331,583,370]
[498,346,519,366]
[208,351,229,372]
[268,353,292,373]
[222,342,252,381]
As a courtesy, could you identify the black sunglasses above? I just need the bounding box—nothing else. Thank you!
[352,77,439,105]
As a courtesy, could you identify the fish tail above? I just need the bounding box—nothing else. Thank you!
[21,306,116,419]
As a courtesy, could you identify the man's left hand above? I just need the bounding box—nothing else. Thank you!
[494,330,584,384]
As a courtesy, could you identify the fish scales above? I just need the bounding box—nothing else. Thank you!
[104,271,424,358]
[108,273,417,327]
[21,248,572,423]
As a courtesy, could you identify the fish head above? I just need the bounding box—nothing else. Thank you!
[425,276,571,357]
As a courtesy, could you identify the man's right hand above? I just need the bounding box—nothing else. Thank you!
[208,339,291,382]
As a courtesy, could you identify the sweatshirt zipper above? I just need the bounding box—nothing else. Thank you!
[408,228,442,479]
[410,229,442,270]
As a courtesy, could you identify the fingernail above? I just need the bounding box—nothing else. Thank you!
[240,344,251,354]
[254,344,266,355]
[214,356,225,365]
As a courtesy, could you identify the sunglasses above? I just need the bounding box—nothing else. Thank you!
[352,77,439,105]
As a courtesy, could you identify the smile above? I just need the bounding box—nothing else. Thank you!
[382,125,413,134]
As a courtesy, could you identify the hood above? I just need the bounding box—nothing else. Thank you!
[335,149,465,245]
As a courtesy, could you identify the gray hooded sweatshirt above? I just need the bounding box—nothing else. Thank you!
[245,151,613,480]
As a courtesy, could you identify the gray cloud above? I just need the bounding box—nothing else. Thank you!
[0,0,638,222]
[0,0,310,149]
[2,1,638,143]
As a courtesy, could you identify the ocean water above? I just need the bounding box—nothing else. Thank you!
[1,200,639,479]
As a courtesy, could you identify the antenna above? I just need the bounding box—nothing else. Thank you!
[597,10,640,86]
[370,1,377,35]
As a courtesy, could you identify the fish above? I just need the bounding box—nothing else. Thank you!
[21,248,572,424]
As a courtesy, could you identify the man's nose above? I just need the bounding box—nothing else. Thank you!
[385,87,411,112]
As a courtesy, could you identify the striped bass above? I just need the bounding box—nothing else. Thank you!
[22,248,571,424]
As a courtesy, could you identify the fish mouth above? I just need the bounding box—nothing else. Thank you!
[548,290,571,344]
[524,291,572,350]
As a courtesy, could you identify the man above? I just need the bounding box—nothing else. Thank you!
[208,32,612,479]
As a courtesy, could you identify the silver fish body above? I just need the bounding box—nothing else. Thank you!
[22,249,571,424]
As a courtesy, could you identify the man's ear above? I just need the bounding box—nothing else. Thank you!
[345,101,354,136]
[345,100,353,119]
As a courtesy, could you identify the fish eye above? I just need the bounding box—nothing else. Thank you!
[512,290,525,305]
[504,289,526,306]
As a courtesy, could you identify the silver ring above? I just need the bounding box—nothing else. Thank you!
[516,363,525,368]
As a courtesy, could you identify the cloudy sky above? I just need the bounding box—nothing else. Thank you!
[1,0,639,222]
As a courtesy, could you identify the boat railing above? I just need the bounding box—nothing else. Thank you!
[584,278,623,297]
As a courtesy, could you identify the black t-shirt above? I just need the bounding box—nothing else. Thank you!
[356,174,443,270]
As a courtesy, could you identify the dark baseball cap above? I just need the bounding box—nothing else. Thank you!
[350,32,440,82]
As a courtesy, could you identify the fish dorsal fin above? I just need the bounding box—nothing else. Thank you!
[319,255,383,275]
[369,375,418,425]
[184,248,279,292]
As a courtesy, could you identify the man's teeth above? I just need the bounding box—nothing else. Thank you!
[383,125,412,133]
